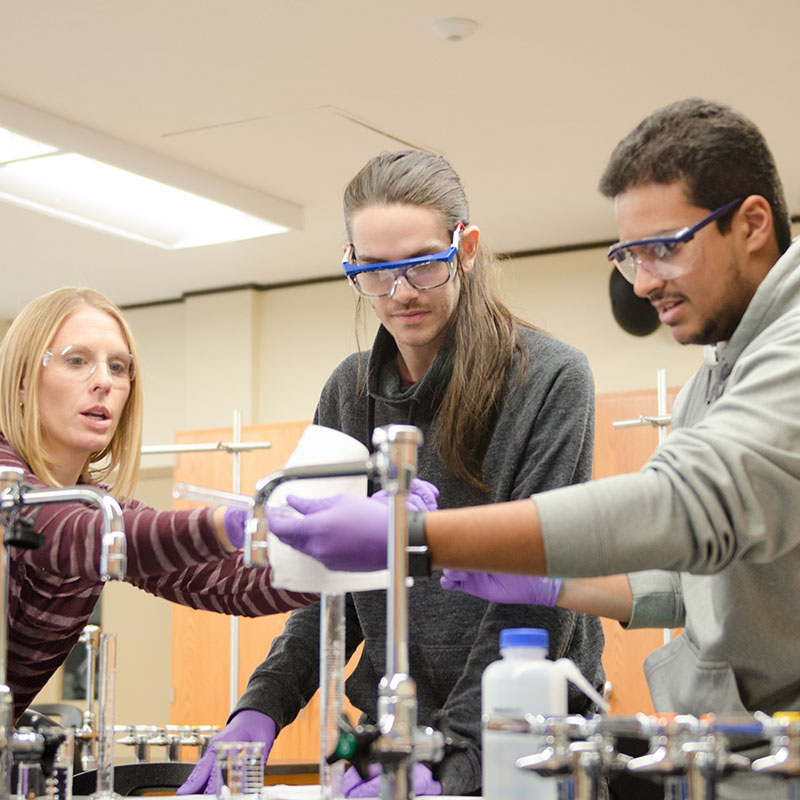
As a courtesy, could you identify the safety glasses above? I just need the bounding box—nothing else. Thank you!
[42,345,135,383]
[607,198,744,283]
[343,223,465,298]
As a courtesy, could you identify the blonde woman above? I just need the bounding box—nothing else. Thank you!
[0,287,315,720]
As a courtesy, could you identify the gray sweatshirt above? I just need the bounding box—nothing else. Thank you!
[538,239,800,798]
[236,325,605,794]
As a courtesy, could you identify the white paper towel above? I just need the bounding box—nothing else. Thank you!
[266,424,389,592]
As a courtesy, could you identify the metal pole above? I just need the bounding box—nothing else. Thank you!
[0,468,22,687]
[229,411,242,714]
[319,593,345,800]
[247,429,429,800]
[0,473,125,798]
[656,369,668,447]
[372,425,423,800]
[656,369,672,647]
[91,633,118,799]
[0,467,22,800]
[141,442,272,456]
[77,625,101,771]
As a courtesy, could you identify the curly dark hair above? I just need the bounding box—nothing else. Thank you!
[599,98,791,254]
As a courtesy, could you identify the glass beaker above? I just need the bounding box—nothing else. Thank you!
[47,727,74,800]
[215,741,265,800]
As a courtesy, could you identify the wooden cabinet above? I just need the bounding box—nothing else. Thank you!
[169,420,360,763]
[593,387,681,715]
[170,390,681,751]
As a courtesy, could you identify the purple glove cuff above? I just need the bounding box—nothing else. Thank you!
[440,570,564,606]
[223,507,248,550]
[343,762,441,797]
[541,577,564,606]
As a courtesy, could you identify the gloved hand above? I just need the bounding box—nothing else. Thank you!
[440,569,563,606]
[176,710,276,795]
[268,494,389,571]
[371,478,440,512]
[223,507,248,550]
[343,762,442,797]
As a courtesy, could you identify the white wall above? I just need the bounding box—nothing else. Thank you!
[128,244,704,456]
[502,249,702,393]
[254,281,378,423]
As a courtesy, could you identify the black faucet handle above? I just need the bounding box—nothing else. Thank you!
[427,710,470,781]
[326,713,381,780]
[3,514,44,550]
[432,709,469,753]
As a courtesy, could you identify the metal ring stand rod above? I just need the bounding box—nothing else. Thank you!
[251,425,433,800]
[611,369,674,647]
[142,414,272,712]
[229,411,242,714]
[185,424,434,800]
[140,442,273,456]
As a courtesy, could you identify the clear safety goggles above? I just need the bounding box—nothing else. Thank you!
[343,223,465,298]
[607,198,744,283]
[42,345,136,383]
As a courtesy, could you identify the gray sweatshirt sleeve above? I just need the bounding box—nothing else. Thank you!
[232,594,367,729]
[232,600,324,728]
[626,570,685,629]
[538,319,800,577]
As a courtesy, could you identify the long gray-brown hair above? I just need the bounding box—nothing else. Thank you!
[344,150,535,493]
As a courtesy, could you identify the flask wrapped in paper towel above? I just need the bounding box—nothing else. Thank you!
[266,424,389,593]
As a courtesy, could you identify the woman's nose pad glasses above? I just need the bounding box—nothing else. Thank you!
[343,223,465,298]
[42,345,136,383]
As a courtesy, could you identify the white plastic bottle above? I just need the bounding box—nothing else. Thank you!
[481,627,567,800]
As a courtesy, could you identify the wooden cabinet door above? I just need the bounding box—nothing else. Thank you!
[170,397,682,738]
[593,388,681,715]
[169,420,360,764]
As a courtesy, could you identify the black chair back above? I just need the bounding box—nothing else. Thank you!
[72,762,195,796]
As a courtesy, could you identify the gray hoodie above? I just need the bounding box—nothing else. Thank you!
[538,239,800,797]
[236,324,605,794]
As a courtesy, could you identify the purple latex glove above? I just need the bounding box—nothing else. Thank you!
[440,569,563,606]
[371,478,440,512]
[268,494,389,571]
[223,507,248,550]
[176,710,276,795]
[343,763,442,797]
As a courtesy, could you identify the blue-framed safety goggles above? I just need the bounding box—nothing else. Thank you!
[343,223,465,297]
[607,197,744,283]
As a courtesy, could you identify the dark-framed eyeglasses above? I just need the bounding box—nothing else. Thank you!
[343,223,465,298]
[607,197,744,283]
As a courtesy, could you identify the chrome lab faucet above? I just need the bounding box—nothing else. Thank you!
[0,465,126,800]
[253,425,444,800]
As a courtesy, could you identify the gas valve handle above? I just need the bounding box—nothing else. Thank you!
[326,713,381,780]
[429,710,467,780]
[3,516,44,550]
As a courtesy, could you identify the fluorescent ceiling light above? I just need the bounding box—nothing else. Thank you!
[0,98,302,249]
[0,149,289,248]
[0,129,57,162]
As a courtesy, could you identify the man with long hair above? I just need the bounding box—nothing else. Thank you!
[181,150,606,796]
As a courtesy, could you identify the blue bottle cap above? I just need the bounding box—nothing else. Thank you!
[499,627,549,650]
